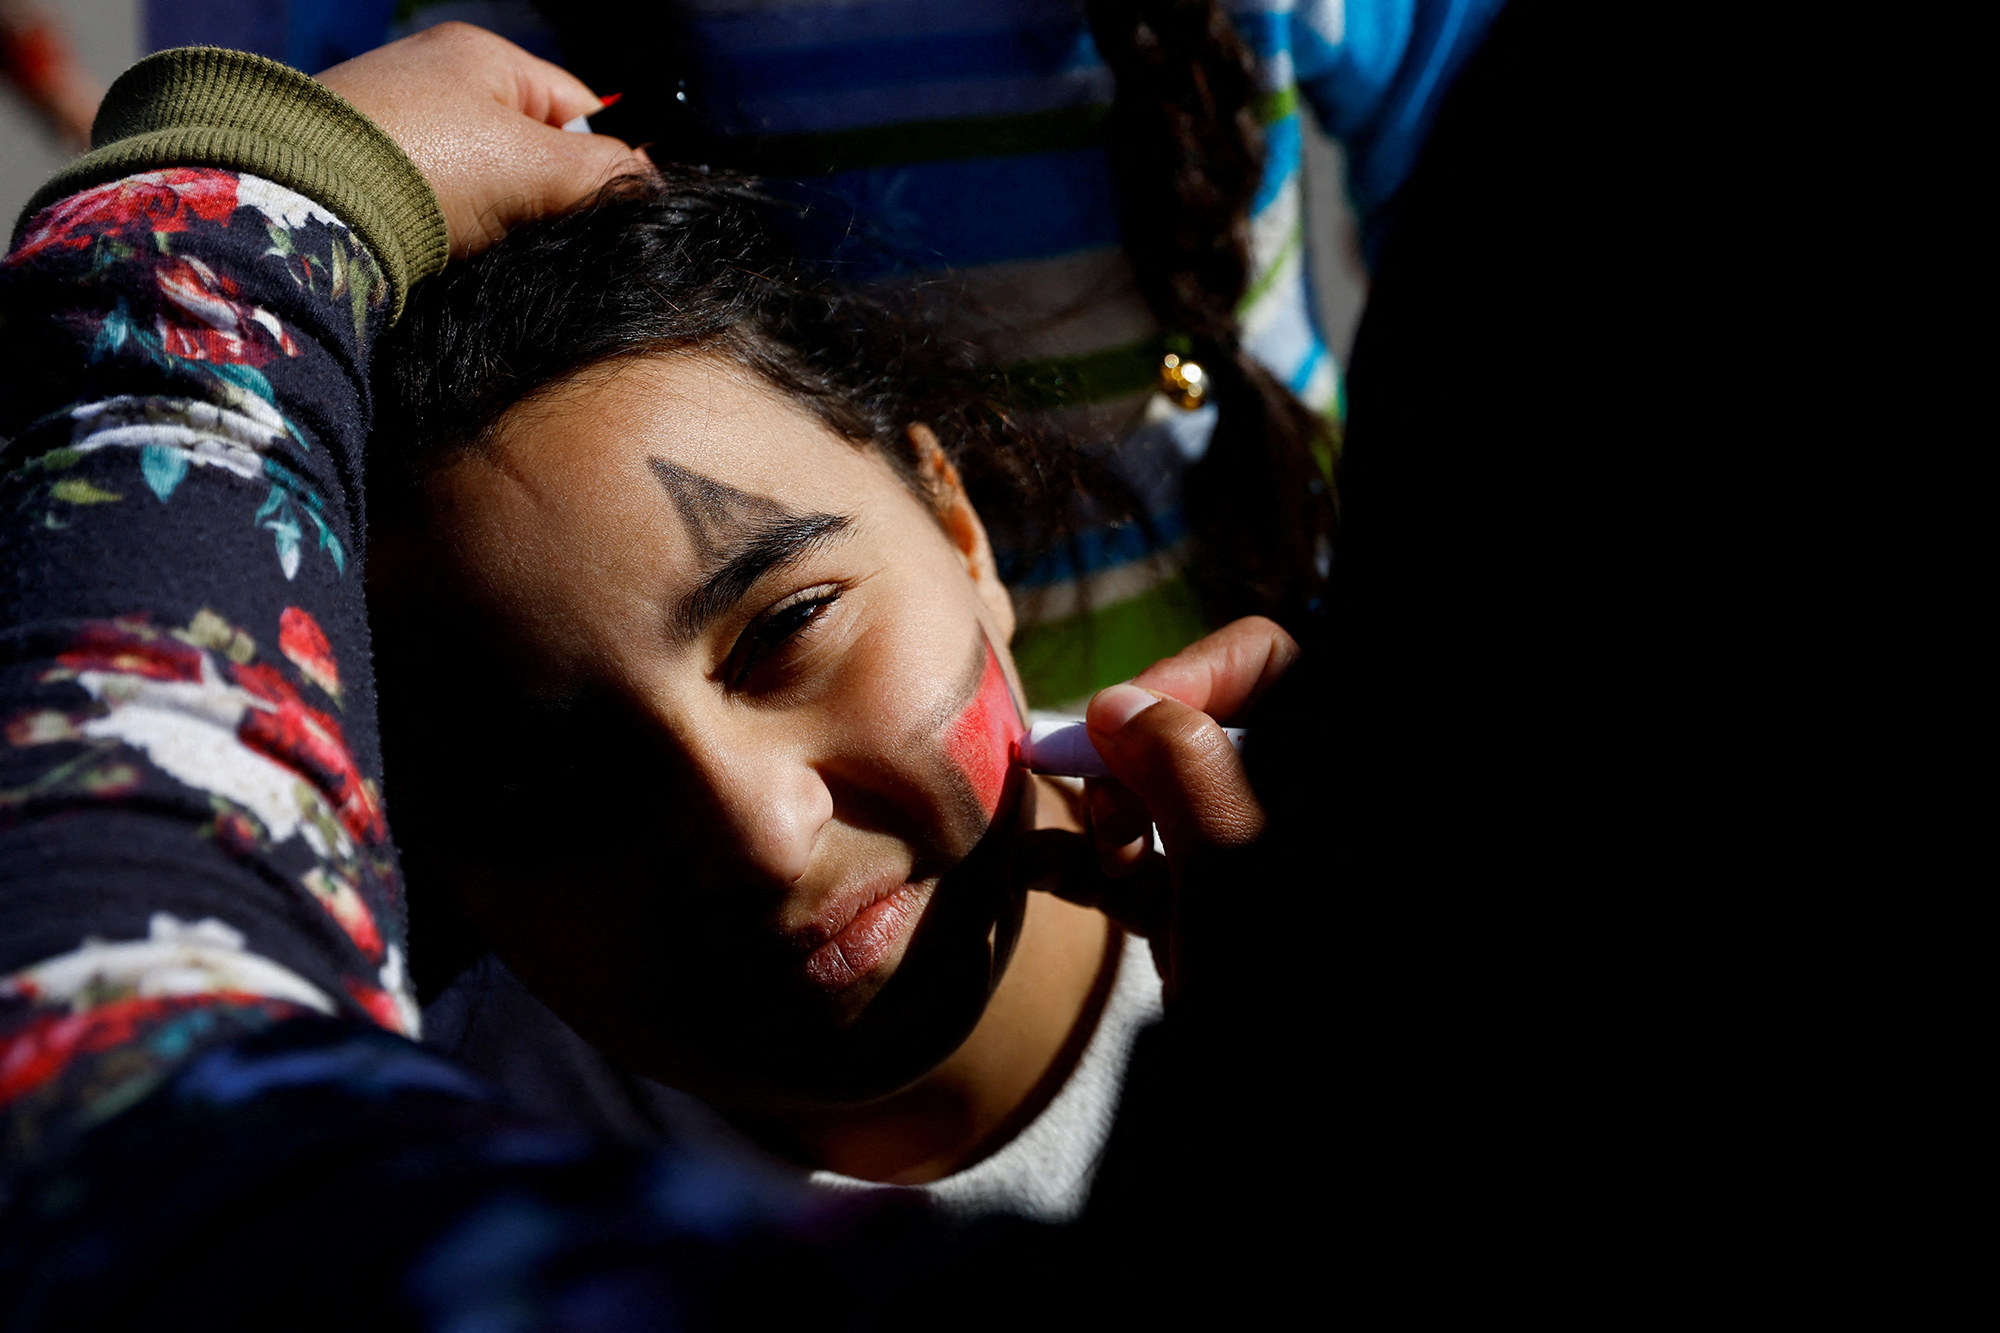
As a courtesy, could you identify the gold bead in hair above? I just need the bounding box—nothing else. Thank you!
[1159,352,1208,410]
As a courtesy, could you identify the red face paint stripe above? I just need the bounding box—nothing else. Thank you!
[943,636,1025,819]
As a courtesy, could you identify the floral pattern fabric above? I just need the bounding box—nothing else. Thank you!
[0,170,410,1176]
[5,170,377,576]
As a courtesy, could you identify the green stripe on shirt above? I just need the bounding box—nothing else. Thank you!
[994,338,1161,412]
[1254,87,1300,125]
[1238,217,1304,315]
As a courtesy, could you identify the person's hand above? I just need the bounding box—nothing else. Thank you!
[1045,616,1301,1001]
[315,22,648,259]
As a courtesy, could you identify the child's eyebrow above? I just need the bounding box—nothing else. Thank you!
[646,456,854,642]
[668,512,853,643]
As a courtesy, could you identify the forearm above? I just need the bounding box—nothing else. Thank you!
[0,47,440,1169]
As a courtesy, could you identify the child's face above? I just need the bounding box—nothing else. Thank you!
[422,353,1032,1109]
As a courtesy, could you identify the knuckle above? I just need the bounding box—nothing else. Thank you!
[1176,788,1264,848]
[428,21,496,55]
[1158,729,1228,784]
[1152,705,1229,759]
[1152,716,1263,846]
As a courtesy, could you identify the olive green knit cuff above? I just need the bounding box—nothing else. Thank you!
[14,47,447,321]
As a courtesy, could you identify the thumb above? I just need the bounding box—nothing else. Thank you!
[1084,683,1264,856]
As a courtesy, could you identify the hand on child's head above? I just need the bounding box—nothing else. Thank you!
[316,22,649,259]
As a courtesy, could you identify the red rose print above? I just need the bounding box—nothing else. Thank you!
[7,168,239,266]
[154,255,299,367]
[279,607,341,703]
[47,618,387,848]
[53,621,204,684]
[304,868,385,961]
[230,662,386,846]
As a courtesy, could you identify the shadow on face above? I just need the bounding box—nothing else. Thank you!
[372,353,1036,1109]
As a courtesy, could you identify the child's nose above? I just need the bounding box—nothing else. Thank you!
[687,734,834,886]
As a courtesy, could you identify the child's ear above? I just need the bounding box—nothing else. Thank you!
[907,423,1015,643]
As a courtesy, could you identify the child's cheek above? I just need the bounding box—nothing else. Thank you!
[942,636,1025,821]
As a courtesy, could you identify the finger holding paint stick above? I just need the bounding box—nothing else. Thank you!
[1015,615,1294,780]
[1045,680,1264,1000]
[1016,713,1248,882]
[1017,717,1247,779]
[1099,614,1295,868]
[1082,684,1267,856]
[1019,618,1298,997]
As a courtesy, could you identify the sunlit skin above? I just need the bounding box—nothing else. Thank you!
[420,353,1114,1182]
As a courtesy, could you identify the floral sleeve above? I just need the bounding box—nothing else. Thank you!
[0,167,412,1155]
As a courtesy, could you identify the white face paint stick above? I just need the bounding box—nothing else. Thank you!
[1014,716,1248,779]
[561,92,623,134]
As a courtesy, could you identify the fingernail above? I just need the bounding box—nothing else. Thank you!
[597,91,624,110]
[1089,682,1158,733]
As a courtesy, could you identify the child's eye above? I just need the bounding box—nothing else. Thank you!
[729,585,841,687]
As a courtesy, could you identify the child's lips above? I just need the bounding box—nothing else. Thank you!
[788,874,930,993]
